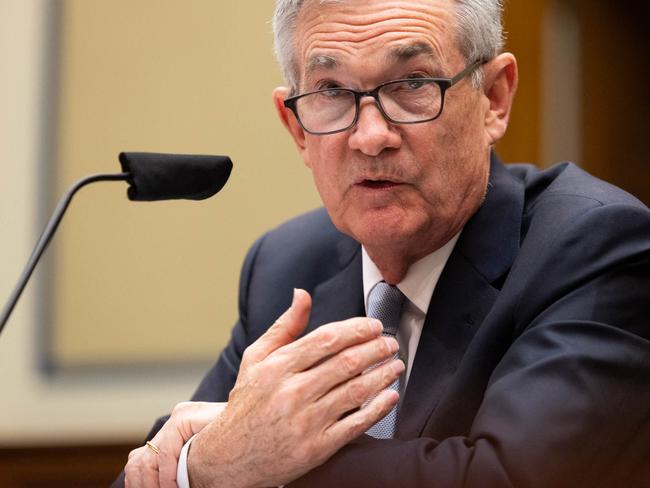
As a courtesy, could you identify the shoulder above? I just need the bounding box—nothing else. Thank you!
[500,162,650,332]
[257,207,343,250]
[507,161,647,214]
[238,208,360,327]
[248,207,357,272]
[503,162,649,245]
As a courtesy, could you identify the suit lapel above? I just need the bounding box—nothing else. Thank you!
[396,252,499,438]
[396,155,525,439]
[306,236,365,334]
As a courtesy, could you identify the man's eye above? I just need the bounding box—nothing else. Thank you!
[319,87,345,98]
[405,79,427,90]
[315,80,341,90]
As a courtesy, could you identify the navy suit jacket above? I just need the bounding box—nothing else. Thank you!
[127,157,650,487]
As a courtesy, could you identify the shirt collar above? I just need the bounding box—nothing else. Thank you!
[362,233,460,314]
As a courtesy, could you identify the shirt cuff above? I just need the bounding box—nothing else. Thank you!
[176,434,197,488]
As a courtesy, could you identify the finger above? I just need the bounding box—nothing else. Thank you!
[124,448,144,487]
[243,288,312,364]
[291,335,399,401]
[142,464,161,488]
[325,388,400,446]
[125,447,160,488]
[320,358,405,420]
[273,316,384,372]
[151,422,185,486]
[127,446,144,460]
[158,442,182,488]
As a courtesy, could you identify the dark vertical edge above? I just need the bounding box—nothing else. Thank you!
[36,0,63,376]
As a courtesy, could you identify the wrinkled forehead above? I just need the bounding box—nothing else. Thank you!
[294,0,461,83]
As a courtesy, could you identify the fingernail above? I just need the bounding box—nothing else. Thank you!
[378,389,400,405]
[369,318,383,333]
[384,336,398,353]
[292,288,298,305]
[391,360,405,375]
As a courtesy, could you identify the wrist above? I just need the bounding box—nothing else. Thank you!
[187,429,246,488]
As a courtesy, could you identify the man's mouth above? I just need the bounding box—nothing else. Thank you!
[356,178,402,189]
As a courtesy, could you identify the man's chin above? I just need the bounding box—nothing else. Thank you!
[346,222,416,250]
[329,205,427,246]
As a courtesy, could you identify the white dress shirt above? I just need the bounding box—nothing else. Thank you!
[176,234,459,487]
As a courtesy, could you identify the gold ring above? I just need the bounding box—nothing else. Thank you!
[145,441,160,454]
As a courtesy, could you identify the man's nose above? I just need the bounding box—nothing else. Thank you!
[348,98,401,156]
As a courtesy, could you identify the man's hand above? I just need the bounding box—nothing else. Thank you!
[188,288,404,488]
[124,401,227,488]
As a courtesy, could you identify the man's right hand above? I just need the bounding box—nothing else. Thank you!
[188,288,404,488]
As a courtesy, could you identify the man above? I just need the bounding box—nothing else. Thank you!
[119,0,650,486]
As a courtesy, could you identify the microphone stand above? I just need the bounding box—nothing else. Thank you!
[0,172,130,334]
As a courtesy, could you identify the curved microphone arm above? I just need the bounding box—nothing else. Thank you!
[0,172,130,334]
[0,151,233,336]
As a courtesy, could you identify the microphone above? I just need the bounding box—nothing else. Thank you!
[119,152,232,201]
[0,152,233,334]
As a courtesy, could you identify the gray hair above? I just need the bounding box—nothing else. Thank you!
[272,0,504,89]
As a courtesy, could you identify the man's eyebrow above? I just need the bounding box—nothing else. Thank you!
[389,42,438,63]
[305,54,339,77]
[303,43,439,82]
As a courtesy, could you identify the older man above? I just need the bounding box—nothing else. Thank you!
[119,0,650,487]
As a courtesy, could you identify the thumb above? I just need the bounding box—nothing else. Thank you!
[243,288,312,364]
[276,288,312,339]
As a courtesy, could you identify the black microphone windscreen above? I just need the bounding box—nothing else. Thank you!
[119,152,233,201]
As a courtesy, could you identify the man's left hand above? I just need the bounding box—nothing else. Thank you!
[124,401,226,488]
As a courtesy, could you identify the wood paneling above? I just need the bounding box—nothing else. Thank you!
[496,0,546,164]
[0,443,136,487]
[496,0,649,205]
[577,0,650,205]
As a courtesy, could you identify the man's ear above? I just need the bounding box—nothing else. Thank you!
[273,87,309,160]
[483,53,518,145]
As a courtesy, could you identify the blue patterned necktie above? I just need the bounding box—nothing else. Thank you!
[365,281,406,439]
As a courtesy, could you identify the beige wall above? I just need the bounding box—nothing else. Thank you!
[52,0,320,366]
[0,0,320,444]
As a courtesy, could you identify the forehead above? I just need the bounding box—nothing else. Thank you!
[295,0,460,80]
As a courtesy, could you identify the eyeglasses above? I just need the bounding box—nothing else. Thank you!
[283,59,486,135]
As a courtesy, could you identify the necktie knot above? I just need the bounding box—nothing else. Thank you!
[367,282,406,336]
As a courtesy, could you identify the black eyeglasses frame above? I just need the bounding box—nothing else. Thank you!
[283,59,488,135]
